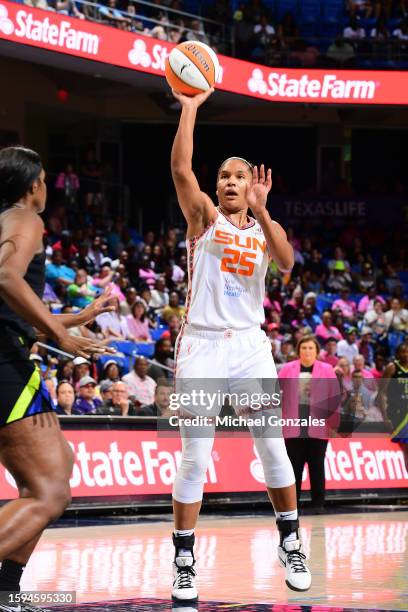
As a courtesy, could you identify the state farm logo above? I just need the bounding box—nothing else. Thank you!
[128,37,224,83]
[0,5,14,35]
[128,39,151,67]
[0,6,99,55]
[248,68,377,101]
[248,68,267,95]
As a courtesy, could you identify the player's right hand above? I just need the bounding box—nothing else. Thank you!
[57,333,116,360]
[171,87,214,108]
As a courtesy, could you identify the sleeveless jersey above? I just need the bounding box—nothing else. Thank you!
[0,250,45,344]
[184,209,269,330]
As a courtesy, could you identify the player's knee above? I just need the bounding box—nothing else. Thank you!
[35,482,72,520]
[179,455,210,481]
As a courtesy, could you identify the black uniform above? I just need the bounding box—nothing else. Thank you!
[0,251,55,426]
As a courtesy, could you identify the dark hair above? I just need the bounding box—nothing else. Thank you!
[132,299,146,321]
[56,379,75,394]
[217,157,254,177]
[0,147,42,208]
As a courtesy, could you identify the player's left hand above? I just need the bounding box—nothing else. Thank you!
[245,164,272,215]
[82,286,116,323]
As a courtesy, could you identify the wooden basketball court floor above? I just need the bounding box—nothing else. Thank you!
[22,510,408,612]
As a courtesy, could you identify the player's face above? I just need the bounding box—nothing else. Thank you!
[33,169,47,213]
[216,159,252,211]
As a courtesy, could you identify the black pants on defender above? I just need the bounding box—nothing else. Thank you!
[285,438,329,507]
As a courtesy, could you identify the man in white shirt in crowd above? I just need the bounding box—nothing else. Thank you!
[122,356,156,407]
[337,328,359,363]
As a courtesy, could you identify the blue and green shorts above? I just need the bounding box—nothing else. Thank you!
[0,328,55,426]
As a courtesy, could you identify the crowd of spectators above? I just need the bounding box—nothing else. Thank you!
[26,151,406,430]
[16,0,408,69]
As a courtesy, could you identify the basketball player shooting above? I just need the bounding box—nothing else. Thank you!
[169,87,312,604]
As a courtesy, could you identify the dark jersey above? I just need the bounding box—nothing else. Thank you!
[0,250,45,344]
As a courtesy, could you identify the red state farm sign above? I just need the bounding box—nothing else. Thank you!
[0,431,405,500]
[0,0,407,105]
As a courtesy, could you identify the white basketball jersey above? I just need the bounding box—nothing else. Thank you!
[184,209,269,330]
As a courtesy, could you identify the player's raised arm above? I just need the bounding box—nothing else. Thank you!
[170,89,217,236]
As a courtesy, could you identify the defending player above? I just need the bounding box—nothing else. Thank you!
[169,88,312,604]
[0,146,115,610]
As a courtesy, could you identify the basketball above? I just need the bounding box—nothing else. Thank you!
[165,40,219,96]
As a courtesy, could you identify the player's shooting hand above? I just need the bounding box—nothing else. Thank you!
[171,87,214,108]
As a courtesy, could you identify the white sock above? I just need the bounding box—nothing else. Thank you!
[175,529,194,560]
[276,509,298,543]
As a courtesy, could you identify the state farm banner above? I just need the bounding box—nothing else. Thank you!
[0,430,406,501]
[0,0,408,105]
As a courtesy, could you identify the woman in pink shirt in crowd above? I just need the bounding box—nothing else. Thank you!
[126,300,152,342]
[315,310,343,345]
[331,288,356,321]
[138,254,157,288]
[92,265,125,301]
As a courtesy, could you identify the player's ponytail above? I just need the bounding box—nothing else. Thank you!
[0,146,42,209]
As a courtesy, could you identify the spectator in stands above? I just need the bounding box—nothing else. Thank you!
[99,379,114,402]
[384,297,408,332]
[315,311,343,344]
[55,164,80,207]
[185,18,210,45]
[326,35,356,67]
[139,383,171,416]
[334,356,353,391]
[148,338,174,381]
[73,376,103,414]
[149,276,169,313]
[371,352,386,378]
[126,300,152,342]
[122,357,156,406]
[343,16,367,40]
[126,4,145,32]
[72,356,91,387]
[94,297,132,341]
[319,337,339,368]
[55,381,79,415]
[251,14,275,58]
[357,262,376,292]
[101,360,121,384]
[98,381,138,415]
[138,254,157,288]
[341,369,374,431]
[68,269,98,309]
[393,18,408,39]
[358,328,375,365]
[347,0,377,18]
[120,287,138,316]
[370,17,389,37]
[337,329,359,363]
[87,236,104,272]
[326,260,352,292]
[24,0,55,10]
[302,303,321,332]
[52,230,78,261]
[352,354,374,378]
[56,0,85,19]
[99,0,131,30]
[56,359,74,384]
[46,249,76,289]
[332,288,357,321]
[358,286,385,313]
[161,291,186,323]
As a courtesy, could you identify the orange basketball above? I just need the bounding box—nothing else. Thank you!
[165,40,220,96]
